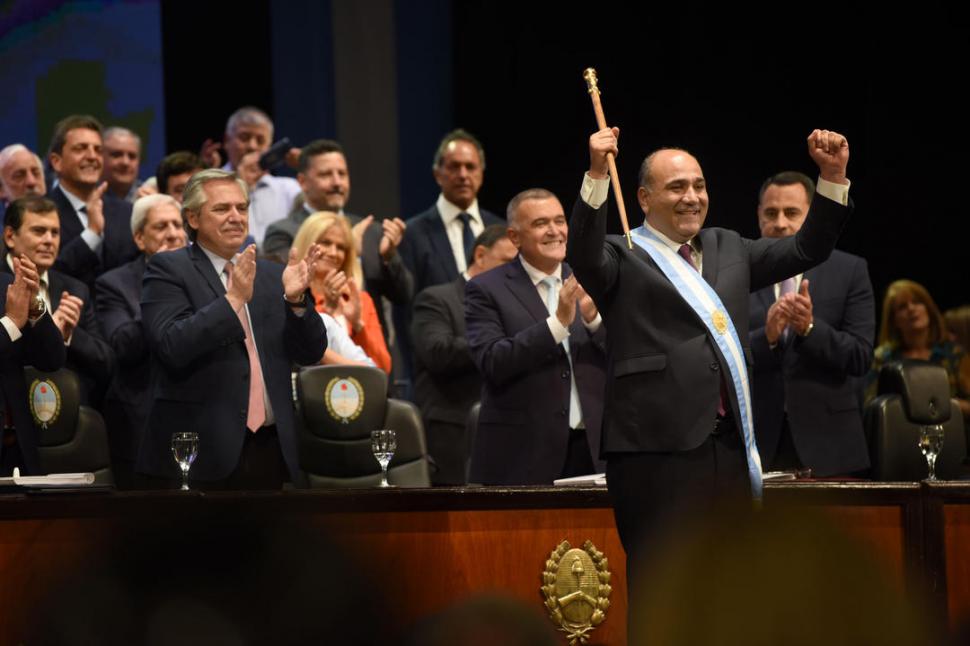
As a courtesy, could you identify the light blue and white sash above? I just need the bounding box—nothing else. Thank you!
[630,225,764,499]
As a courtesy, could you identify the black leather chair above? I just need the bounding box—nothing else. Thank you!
[23,367,114,485]
[294,365,431,488]
[865,360,967,480]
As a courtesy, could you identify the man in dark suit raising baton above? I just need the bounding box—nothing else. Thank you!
[567,126,852,623]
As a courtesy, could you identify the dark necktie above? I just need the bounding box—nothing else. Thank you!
[679,243,727,417]
[677,243,696,270]
[458,212,475,266]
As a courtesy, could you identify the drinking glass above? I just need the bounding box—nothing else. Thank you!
[918,424,945,481]
[171,431,200,491]
[371,429,396,488]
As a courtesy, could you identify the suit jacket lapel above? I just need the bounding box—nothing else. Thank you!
[453,276,468,334]
[429,209,460,279]
[52,186,84,242]
[562,263,587,338]
[125,256,146,314]
[756,283,774,312]
[47,272,63,310]
[803,264,820,295]
[189,243,227,298]
[699,229,718,287]
[505,256,554,324]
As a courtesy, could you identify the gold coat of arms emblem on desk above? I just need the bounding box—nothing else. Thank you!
[541,539,611,645]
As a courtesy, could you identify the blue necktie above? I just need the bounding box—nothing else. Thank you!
[541,276,582,429]
[458,212,475,267]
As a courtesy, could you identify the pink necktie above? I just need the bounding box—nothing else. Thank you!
[679,244,727,417]
[225,262,266,432]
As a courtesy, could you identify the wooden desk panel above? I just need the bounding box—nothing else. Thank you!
[943,505,970,628]
[0,489,627,645]
[764,482,922,595]
[312,507,626,644]
[3,482,968,644]
[822,505,906,588]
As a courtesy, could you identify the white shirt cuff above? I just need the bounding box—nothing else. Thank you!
[816,176,850,206]
[581,173,610,209]
[81,228,103,251]
[583,312,603,333]
[1,315,22,342]
[546,315,571,344]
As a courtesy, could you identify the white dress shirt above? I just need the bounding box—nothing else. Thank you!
[436,194,484,272]
[199,242,275,425]
[58,185,103,252]
[519,256,602,429]
[320,313,375,366]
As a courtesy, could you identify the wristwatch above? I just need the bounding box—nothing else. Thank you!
[800,321,815,337]
[28,295,47,320]
[284,291,307,307]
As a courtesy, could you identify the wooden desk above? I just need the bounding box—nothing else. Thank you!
[1,482,968,644]
[0,487,625,645]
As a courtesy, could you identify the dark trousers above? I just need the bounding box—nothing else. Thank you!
[606,420,752,628]
[562,427,596,479]
[770,415,804,472]
[0,429,24,477]
[427,420,468,486]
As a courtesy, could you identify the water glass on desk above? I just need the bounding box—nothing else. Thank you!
[919,425,945,481]
[171,432,199,491]
[371,430,396,488]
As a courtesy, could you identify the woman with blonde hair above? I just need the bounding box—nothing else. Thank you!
[292,212,391,372]
[867,279,970,417]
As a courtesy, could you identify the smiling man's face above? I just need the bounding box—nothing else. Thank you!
[638,149,708,243]
[50,127,103,195]
[4,209,60,272]
[508,196,567,274]
[187,179,250,259]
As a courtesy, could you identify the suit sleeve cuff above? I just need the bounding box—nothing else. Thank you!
[546,315,570,344]
[581,173,610,209]
[816,176,850,206]
[1,316,22,342]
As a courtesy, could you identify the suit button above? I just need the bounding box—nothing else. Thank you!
[710,363,719,371]
[560,408,568,417]
[562,370,570,379]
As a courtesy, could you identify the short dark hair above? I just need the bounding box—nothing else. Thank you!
[4,195,58,234]
[637,147,693,190]
[48,114,103,156]
[156,151,204,195]
[432,128,486,171]
[758,171,815,204]
[298,139,345,173]
[472,224,509,253]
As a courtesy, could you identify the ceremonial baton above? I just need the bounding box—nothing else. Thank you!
[583,68,632,249]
